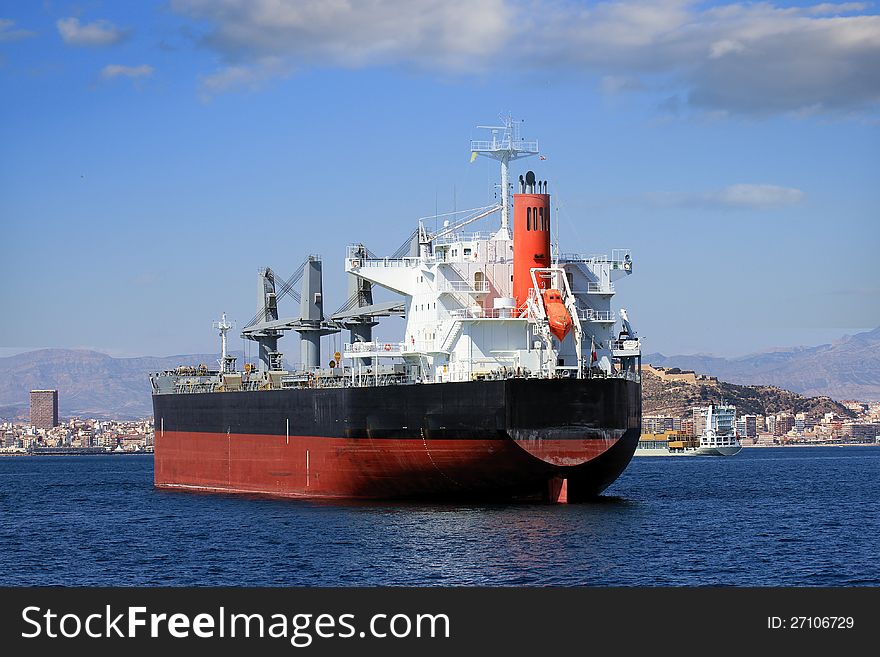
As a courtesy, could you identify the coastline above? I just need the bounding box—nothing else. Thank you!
[0,451,153,457]
[4,443,879,457]
[742,442,879,448]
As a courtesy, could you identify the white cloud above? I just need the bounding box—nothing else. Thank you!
[712,184,805,208]
[101,64,154,79]
[651,183,805,210]
[523,1,880,115]
[57,17,127,47]
[0,18,36,42]
[806,3,869,15]
[709,39,746,59]
[601,75,645,94]
[198,57,290,98]
[168,0,880,115]
[172,0,508,70]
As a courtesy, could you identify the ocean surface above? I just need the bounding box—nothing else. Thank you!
[1,447,878,586]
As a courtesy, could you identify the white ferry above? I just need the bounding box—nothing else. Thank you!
[635,404,742,457]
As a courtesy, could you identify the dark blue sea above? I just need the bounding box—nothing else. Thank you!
[2,447,878,586]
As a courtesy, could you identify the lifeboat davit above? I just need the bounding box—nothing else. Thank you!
[542,289,573,341]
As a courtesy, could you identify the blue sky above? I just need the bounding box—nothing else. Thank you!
[1,0,878,359]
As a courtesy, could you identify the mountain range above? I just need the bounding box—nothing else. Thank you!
[644,327,880,402]
[0,349,242,420]
[0,327,876,421]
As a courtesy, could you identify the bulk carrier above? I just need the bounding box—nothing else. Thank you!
[150,118,642,503]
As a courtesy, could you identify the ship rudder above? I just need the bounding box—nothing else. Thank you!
[546,476,568,504]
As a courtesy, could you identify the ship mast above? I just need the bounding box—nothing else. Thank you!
[470,115,539,240]
[213,312,236,374]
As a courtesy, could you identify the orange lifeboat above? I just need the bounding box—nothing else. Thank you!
[541,289,573,341]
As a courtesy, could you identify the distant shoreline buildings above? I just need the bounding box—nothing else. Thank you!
[1,389,153,454]
[644,405,880,447]
[1,416,154,454]
[642,366,880,446]
[644,410,880,446]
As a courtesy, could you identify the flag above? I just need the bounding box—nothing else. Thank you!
[470,151,478,163]
[590,335,597,365]
[539,155,546,160]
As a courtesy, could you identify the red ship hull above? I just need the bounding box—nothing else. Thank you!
[155,430,639,502]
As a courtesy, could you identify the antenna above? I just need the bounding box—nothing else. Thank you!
[552,191,559,265]
[470,114,539,240]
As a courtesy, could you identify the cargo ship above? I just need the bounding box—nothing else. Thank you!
[634,404,742,457]
[150,118,642,502]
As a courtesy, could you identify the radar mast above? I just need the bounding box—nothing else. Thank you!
[470,114,539,240]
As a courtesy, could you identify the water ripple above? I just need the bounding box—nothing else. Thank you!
[0,448,878,586]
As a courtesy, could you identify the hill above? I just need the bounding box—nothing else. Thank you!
[642,370,856,419]
[644,326,880,401]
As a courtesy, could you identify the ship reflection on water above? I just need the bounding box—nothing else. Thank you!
[280,496,642,586]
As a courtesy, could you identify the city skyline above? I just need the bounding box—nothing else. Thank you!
[1,1,878,359]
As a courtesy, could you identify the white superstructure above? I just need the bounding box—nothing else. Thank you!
[342,118,640,386]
